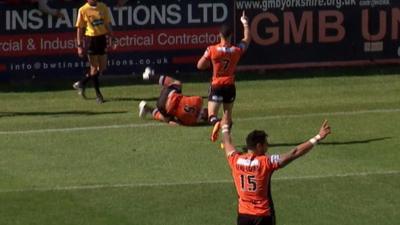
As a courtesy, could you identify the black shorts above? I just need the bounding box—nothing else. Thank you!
[156,84,182,115]
[208,85,236,103]
[237,214,275,225]
[86,35,107,55]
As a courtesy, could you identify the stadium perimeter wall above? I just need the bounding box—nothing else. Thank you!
[0,0,399,81]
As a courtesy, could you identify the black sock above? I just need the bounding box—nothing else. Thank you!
[92,73,102,97]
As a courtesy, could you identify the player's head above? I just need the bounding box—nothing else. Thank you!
[87,0,97,6]
[219,24,233,41]
[246,130,268,154]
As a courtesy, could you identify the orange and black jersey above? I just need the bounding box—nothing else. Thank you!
[227,152,281,217]
[155,92,204,126]
[203,42,247,87]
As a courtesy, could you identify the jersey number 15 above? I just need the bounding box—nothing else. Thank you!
[240,174,257,192]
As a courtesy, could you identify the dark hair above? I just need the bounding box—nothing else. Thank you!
[246,130,268,150]
[219,24,233,39]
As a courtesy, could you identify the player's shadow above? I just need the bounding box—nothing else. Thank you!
[268,137,392,148]
[83,96,158,102]
[0,110,128,118]
[191,122,211,127]
[131,97,159,101]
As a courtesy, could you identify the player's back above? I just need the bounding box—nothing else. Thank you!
[208,43,244,86]
[227,152,279,216]
[174,95,203,125]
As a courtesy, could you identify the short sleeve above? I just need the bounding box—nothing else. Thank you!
[268,154,281,170]
[75,8,86,28]
[227,152,239,169]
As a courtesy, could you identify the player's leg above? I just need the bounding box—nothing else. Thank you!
[209,100,222,142]
[207,85,223,125]
[138,100,155,118]
[152,108,168,122]
[94,54,107,103]
[73,37,90,99]
[222,102,234,127]
[208,100,221,125]
[138,100,170,124]
[88,35,107,103]
[237,214,274,225]
[208,85,223,141]
[87,55,104,103]
[237,214,254,225]
[142,67,182,89]
[222,85,236,128]
[162,76,181,88]
[210,85,235,142]
[98,54,107,73]
[73,71,90,99]
[156,85,180,115]
[255,216,274,225]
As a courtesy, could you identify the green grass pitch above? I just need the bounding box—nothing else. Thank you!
[0,72,399,225]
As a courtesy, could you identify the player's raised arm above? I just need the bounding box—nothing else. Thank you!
[278,120,331,168]
[240,11,251,48]
[221,116,237,157]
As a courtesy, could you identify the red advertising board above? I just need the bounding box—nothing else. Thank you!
[234,0,400,70]
[0,0,399,79]
[0,0,231,78]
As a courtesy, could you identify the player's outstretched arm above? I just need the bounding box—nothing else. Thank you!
[240,11,251,48]
[221,117,236,157]
[278,120,331,168]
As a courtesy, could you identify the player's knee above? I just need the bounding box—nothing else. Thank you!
[99,62,107,72]
[172,79,182,86]
[162,76,177,86]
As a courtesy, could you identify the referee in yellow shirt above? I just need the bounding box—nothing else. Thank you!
[73,0,115,104]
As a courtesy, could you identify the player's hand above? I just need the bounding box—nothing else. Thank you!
[240,11,249,27]
[318,120,331,140]
[168,121,179,126]
[110,37,118,50]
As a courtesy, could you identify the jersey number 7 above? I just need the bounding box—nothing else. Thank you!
[217,59,231,77]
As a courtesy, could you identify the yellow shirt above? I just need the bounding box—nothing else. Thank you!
[76,2,111,37]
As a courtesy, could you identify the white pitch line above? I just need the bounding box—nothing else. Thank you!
[238,108,400,121]
[0,170,398,194]
[0,122,163,135]
[0,108,399,135]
